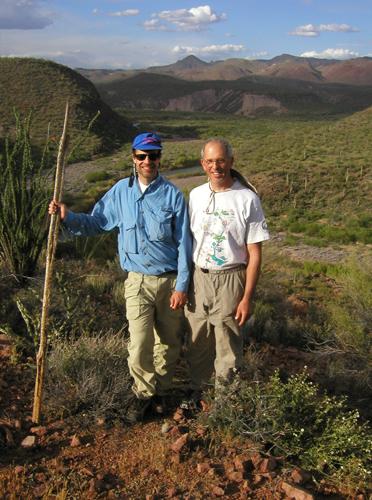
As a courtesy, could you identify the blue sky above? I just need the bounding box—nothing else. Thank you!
[0,1,371,69]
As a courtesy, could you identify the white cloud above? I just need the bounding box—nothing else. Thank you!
[143,18,170,31]
[247,51,269,59]
[0,30,178,69]
[173,44,245,57]
[92,9,99,15]
[290,23,359,37]
[300,48,360,59]
[0,0,54,29]
[145,5,226,32]
[109,9,139,17]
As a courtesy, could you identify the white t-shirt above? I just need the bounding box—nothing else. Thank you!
[189,180,270,269]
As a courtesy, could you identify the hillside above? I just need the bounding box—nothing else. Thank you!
[0,58,134,159]
[93,72,372,117]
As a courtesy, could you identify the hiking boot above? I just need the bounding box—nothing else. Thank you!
[179,390,202,411]
[124,396,151,424]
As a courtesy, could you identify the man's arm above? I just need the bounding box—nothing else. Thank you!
[49,183,122,237]
[169,192,192,310]
[234,242,262,326]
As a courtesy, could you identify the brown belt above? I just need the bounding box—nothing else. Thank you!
[197,264,246,275]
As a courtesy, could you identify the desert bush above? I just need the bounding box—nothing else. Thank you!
[318,259,372,395]
[85,170,110,183]
[45,332,132,419]
[203,370,371,492]
[0,113,52,281]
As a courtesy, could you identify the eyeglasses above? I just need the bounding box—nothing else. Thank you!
[134,152,161,161]
[202,158,226,167]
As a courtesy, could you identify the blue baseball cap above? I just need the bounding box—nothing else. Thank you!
[132,132,162,151]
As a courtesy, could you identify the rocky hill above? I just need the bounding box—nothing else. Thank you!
[0,58,134,159]
[77,55,372,117]
[89,71,372,117]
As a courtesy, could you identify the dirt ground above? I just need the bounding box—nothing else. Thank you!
[1,333,366,499]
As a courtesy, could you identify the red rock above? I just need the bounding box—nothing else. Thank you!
[21,435,36,448]
[258,456,277,473]
[196,462,211,474]
[170,433,188,453]
[224,462,235,474]
[212,486,225,496]
[173,409,184,422]
[169,426,181,437]
[250,452,262,468]
[281,481,314,500]
[70,434,81,447]
[291,467,312,484]
[30,426,47,437]
[226,470,244,482]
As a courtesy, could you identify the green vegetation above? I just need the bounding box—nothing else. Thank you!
[0,57,134,160]
[0,114,52,281]
[124,108,372,244]
[203,371,371,492]
[85,169,111,183]
[45,332,132,419]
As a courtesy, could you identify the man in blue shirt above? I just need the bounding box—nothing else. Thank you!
[49,132,192,423]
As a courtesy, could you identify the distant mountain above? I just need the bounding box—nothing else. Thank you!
[89,70,372,118]
[78,54,372,86]
[0,58,133,159]
[76,54,372,117]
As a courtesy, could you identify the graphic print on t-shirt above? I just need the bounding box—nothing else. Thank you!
[201,208,235,266]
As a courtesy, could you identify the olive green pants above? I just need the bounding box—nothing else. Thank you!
[185,265,246,390]
[124,271,183,399]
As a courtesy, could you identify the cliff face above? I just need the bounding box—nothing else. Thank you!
[164,89,287,115]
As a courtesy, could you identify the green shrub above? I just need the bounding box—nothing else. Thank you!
[85,170,111,183]
[203,370,371,492]
[45,332,132,419]
[0,113,52,281]
[320,259,372,394]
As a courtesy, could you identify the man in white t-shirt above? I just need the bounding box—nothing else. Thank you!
[184,138,269,402]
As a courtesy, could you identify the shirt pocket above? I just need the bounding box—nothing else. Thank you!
[146,207,174,242]
[122,222,138,253]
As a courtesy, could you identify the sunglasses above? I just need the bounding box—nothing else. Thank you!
[134,152,161,161]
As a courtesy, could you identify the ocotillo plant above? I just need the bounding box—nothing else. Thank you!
[0,113,53,282]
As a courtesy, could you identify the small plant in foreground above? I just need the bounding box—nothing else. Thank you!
[45,332,132,420]
[202,370,371,493]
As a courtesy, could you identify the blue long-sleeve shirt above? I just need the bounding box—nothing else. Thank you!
[63,175,192,292]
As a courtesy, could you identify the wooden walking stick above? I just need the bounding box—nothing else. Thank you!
[32,102,70,423]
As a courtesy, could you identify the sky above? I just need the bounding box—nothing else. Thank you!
[0,0,371,69]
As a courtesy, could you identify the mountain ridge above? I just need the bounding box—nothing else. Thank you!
[78,54,372,86]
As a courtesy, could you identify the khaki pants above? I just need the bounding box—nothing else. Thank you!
[124,271,183,399]
[185,266,246,390]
